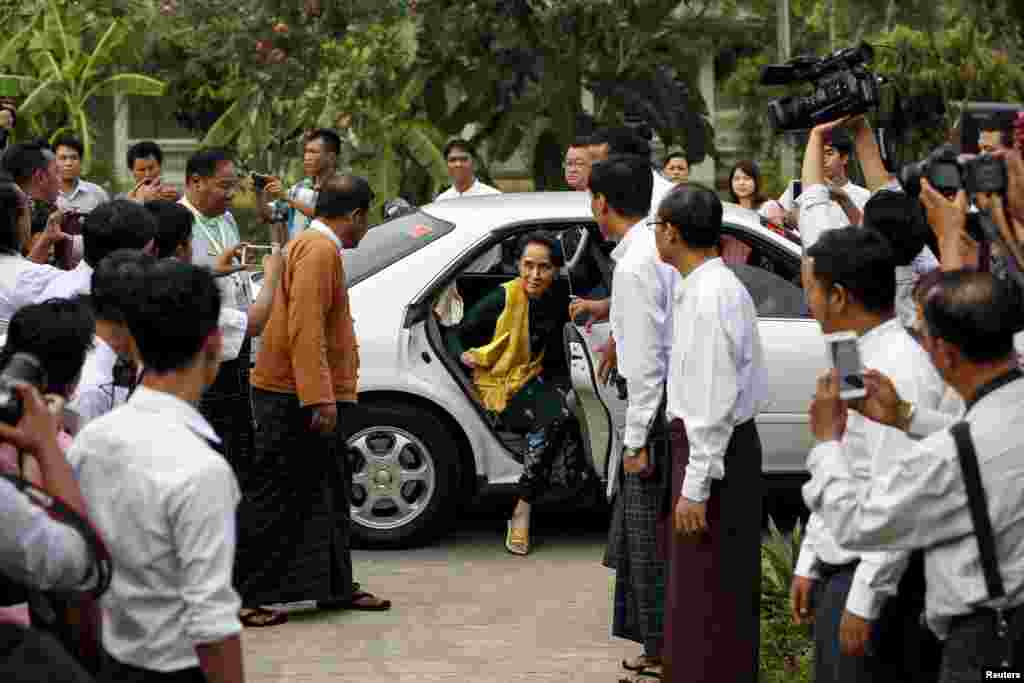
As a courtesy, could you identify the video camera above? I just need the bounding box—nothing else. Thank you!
[900,145,1008,200]
[761,43,882,132]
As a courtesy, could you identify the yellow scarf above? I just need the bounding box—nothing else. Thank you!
[466,278,545,413]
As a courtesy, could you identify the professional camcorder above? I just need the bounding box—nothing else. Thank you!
[0,353,45,426]
[900,145,1008,199]
[761,43,882,132]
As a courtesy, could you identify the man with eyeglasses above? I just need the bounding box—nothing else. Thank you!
[564,137,593,191]
[436,139,501,200]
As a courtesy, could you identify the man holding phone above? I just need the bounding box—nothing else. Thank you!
[257,129,342,242]
[120,141,180,204]
[793,226,955,683]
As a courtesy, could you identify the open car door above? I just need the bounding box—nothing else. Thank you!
[560,228,626,498]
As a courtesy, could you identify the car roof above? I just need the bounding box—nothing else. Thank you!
[420,191,799,256]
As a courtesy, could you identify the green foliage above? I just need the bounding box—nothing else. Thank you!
[0,0,165,172]
[760,516,813,682]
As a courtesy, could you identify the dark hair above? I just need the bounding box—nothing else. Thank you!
[315,175,374,218]
[120,259,221,373]
[588,154,653,219]
[0,172,23,254]
[591,127,651,158]
[0,105,16,128]
[658,184,723,248]
[568,136,592,149]
[443,138,473,160]
[185,148,233,180]
[127,141,164,169]
[912,267,946,306]
[82,199,158,266]
[0,298,94,397]
[806,226,896,315]
[924,270,1022,363]
[90,250,156,325]
[823,128,853,155]
[516,230,565,268]
[728,160,769,208]
[52,134,84,159]
[663,149,687,167]
[1,142,50,185]
[863,190,930,266]
[144,200,194,259]
[307,128,342,156]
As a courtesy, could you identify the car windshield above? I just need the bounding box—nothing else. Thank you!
[342,210,454,286]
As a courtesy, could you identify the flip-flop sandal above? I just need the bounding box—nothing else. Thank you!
[239,607,288,628]
[621,657,661,672]
[505,520,530,556]
[618,669,662,682]
[347,591,392,611]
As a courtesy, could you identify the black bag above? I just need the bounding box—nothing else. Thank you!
[951,421,1023,669]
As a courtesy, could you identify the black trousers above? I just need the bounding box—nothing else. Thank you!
[940,608,1024,683]
[98,651,204,682]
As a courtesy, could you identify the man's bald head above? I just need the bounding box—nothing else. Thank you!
[315,174,374,219]
[924,270,1023,363]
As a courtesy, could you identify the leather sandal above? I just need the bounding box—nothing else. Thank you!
[505,520,530,555]
[622,656,661,672]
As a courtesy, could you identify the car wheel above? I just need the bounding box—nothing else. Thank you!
[344,401,459,548]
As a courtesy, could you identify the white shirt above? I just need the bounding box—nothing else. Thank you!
[895,247,940,328]
[36,260,93,302]
[69,336,128,426]
[309,218,343,252]
[794,319,951,618]
[217,307,248,362]
[0,476,94,592]
[179,198,249,314]
[648,169,676,223]
[803,375,1024,638]
[67,386,242,672]
[609,222,678,448]
[666,257,767,502]
[57,179,109,215]
[436,179,501,200]
[794,181,872,249]
[0,253,63,336]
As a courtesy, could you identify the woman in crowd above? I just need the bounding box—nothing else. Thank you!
[662,150,689,185]
[728,160,779,213]
[449,231,593,555]
[0,173,66,339]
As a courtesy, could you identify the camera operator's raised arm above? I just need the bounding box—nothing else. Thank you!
[849,116,891,193]
[799,117,859,249]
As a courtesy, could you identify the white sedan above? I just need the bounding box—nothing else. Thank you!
[252,192,826,548]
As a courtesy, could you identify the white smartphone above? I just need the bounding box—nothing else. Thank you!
[823,331,866,400]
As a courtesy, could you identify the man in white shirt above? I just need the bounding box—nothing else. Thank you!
[36,199,157,302]
[652,183,766,683]
[70,251,153,426]
[590,154,675,674]
[436,139,501,200]
[791,127,871,244]
[791,226,952,683]
[54,134,110,216]
[259,129,342,242]
[68,259,245,683]
[806,270,1024,682]
[563,137,592,191]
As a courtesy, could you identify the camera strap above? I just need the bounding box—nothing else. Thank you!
[0,474,112,599]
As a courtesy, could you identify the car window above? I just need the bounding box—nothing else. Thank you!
[721,225,809,319]
[342,211,455,286]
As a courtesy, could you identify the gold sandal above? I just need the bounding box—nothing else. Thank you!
[505,520,530,555]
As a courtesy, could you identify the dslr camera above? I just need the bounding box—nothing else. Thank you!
[761,42,882,132]
[0,353,46,426]
[900,145,1008,199]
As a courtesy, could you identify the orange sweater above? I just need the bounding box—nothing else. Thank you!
[251,229,359,404]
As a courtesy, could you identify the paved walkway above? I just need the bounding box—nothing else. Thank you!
[242,521,634,682]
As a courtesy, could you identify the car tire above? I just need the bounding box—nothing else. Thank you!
[345,401,459,549]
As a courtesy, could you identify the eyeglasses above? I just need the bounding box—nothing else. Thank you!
[647,219,668,231]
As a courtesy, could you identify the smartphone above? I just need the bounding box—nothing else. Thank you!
[791,180,802,200]
[241,244,277,269]
[824,331,865,400]
[252,173,272,191]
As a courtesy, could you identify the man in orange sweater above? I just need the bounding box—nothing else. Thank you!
[235,175,391,627]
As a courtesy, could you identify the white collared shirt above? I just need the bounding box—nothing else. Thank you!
[436,179,501,200]
[895,247,940,328]
[609,222,679,448]
[794,181,872,249]
[69,335,127,426]
[666,257,767,502]
[309,219,342,253]
[803,376,1024,638]
[67,386,241,672]
[35,260,93,303]
[794,319,952,618]
[57,179,109,215]
[0,253,63,336]
[0,476,94,592]
[649,169,676,223]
